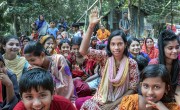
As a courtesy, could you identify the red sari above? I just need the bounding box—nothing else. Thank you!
[141,43,159,59]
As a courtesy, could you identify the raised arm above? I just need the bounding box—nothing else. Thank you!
[79,7,102,56]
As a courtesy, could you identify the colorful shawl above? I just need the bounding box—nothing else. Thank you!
[3,55,26,81]
[35,15,45,30]
[141,43,159,59]
[99,55,129,103]
[50,54,75,101]
[80,56,131,110]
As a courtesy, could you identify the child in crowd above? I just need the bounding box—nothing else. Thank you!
[47,20,59,39]
[0,53,20,110]
[30,29,39,41]
[138,38,144,49]
[2,35,29,81]
[119,64,179,110]
[58,38,73,68]
[23,41,75,103]
[61,31,69,39]
[70,36,97,79]
[59,38,71,58]
[72,23,82,38]
[20,36,31,56]
[55,34,63,54]
[13,68,76,110]
[90,36,98,49]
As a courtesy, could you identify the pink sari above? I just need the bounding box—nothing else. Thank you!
[50,54,76,102]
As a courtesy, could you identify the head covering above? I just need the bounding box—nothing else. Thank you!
[37,15,45,30]
[39,35,55,45]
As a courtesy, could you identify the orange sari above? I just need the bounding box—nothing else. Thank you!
[141,43,159,59]
[119,94,179,110]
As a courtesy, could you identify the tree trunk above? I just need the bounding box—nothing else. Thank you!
[12,14,17,36]
[84,0,90,31]
[137,0,141,37]
[128,0,135,37]
[99,0,102,24]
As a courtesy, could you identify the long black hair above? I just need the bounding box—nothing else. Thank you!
[158,29,179,88]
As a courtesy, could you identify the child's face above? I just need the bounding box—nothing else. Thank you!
[3,38,20,56]
[56,35,62,44]
[141,77,167,103]
[61,43,70,57]
[139,40,144,47]
[91,40,97,46]
[50,22,55,28]
[22,87,53,110]
[71,45,80,56]
[23,39,29,47]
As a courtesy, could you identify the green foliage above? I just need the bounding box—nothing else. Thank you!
[0,0,180,36]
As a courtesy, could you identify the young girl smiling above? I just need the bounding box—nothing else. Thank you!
[119,64,179,110]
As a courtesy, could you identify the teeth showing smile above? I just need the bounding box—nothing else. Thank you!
[33,107,43,110]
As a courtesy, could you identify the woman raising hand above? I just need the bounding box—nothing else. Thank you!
[79,7,139,110]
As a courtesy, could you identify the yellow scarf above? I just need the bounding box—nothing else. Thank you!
[3,55,26,81]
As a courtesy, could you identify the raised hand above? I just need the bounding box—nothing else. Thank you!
[89,6,103,27]
[0,68,12,87]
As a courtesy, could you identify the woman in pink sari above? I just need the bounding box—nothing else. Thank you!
[78,7,139,110]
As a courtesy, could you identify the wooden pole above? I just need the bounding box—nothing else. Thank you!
[76,0,98,23]
[137,0,141,37]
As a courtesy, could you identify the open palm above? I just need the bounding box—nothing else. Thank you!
[89,6,102,26]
